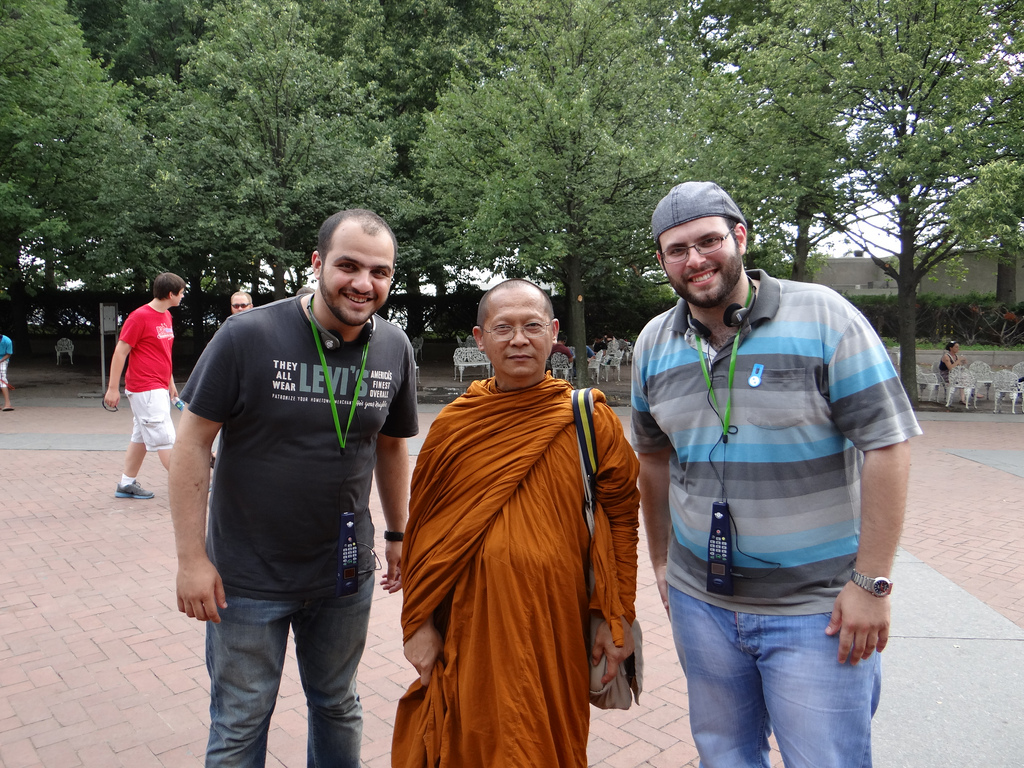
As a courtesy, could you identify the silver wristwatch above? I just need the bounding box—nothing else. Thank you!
[851,570,893,597]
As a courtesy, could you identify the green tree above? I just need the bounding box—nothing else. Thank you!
[152,0,400,302]
[418,0,681,382]
[305,0,500,336]
[69,0,209,83]
[950,159,1024,306]
[719,0,1020,400]
[685,6,852,283]
[0,0,134,347]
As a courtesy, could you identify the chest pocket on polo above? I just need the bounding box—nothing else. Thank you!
[744,367,828,430]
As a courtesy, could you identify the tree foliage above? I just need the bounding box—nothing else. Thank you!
[418,0,683,382]
[681,1,851,282]
[5,0,1024,366]
[686,0,1021,399]
[0,0,135,346]
[144,0,402,300]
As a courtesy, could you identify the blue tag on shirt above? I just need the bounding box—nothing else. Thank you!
[748,363,764,388]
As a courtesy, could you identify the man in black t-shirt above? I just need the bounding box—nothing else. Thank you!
[170,209,418,767]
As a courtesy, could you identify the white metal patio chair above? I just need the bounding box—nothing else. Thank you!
[601,348,625,382]
[549,352,571,380]
[916,370,942,402]
[969,361,994,400]
[991,370,1023,414]
[946,366,978,409]
[55,337,74,365]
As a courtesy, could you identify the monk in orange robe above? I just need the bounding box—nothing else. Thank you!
[393,279,640,768]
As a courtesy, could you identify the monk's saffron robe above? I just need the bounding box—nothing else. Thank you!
[393,376,640,767]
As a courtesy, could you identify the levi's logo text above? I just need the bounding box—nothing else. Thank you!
[269,359,391,408]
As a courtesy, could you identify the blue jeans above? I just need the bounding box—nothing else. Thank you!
[205,577,374,767]
[669,587,881,768]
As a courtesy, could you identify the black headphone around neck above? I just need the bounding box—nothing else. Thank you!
[687,282,756,341]
[308,295,374,349]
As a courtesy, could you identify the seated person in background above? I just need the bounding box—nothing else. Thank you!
[551,333,574,362]
[938,340,965,383]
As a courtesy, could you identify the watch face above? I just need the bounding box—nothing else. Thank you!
[872,578,893,597]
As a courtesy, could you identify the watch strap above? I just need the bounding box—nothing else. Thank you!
[851,570,893,597]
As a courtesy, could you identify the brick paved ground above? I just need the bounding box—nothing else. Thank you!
[1,360,1022,767]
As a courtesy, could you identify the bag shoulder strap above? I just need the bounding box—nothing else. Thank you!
[571,388,598,536]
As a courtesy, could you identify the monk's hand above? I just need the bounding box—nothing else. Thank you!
[404,621,443,686]
[825,582,890,665]
[380,540,402,593]
[591,616,636,686]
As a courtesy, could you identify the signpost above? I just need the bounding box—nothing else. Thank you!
[99,303,118,393]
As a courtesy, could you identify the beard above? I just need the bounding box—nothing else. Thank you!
[318,280,379,330]
[666,242,745,309]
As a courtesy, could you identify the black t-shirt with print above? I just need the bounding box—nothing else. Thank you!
[182,297,418,600]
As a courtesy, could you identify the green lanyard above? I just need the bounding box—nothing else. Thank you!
[308,295,369,452]
[695,285,753,440]
[697,332,742,440]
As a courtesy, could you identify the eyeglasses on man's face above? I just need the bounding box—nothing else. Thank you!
[231,303,251,310]
[483,322,551,341]
[661,227,736,264]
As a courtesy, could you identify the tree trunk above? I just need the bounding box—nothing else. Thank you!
[896,278,918,406]
[895,228,919,405]
[403,271,426,338]
[996,250,1017,306]
[187,268,208,364]
[272,261,286,299]
[564,253,589,387]
[790,198,812,282]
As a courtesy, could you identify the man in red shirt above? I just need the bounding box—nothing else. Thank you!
[104,272,186,499]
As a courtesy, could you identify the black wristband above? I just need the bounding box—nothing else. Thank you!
[383,530,404,542]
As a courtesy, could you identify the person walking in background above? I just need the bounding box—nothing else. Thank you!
[1,329,13,411]
[104,272,186,499]
[632,181,921,768]
[393,279,640,768]
[229,291,252,314]
[170,209,417,767]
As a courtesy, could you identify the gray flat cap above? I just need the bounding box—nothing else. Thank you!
[652,181,746,245]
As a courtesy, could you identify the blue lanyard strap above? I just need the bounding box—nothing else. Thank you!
[308,295,369,452]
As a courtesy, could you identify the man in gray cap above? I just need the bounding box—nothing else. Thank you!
[631,181,921,767]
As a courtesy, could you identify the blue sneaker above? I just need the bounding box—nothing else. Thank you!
[115,481,155,499]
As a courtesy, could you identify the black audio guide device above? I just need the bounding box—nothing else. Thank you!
[706,501,734,596]
[337,511,358,597]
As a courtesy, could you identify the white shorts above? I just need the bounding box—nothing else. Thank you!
[126,389,176,451]
[0,359,8,387]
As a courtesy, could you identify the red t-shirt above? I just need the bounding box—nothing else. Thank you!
[119,304,174,392]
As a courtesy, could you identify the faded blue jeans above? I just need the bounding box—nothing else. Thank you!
[204,577,374,767]
[669,586,881,768]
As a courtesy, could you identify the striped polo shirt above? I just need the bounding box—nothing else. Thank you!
[631,270,921,614]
